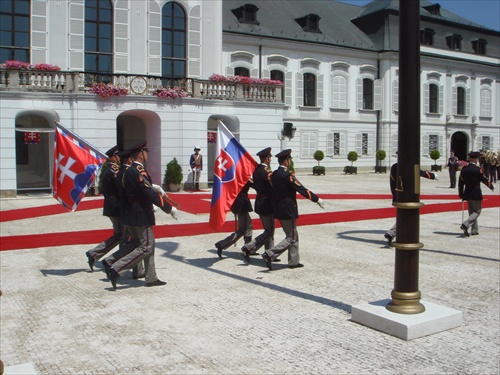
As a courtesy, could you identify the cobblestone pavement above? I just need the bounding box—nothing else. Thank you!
[1,171,499,374]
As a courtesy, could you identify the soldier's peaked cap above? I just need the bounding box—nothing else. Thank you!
[105,145,118,157]
[117,148,132,159]
[129,140,148,154]
[194,146,201,151]
[275,149,292,158]
[257,147,272,157]
[468,151,480,158]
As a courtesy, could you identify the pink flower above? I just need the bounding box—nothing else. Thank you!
[90,82,128,98]
[209,74,282,85]
[153,86,188,99]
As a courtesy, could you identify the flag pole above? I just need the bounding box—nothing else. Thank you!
[54,121,107,159]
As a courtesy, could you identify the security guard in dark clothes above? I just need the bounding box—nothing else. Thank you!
[106,141,178,289]
[101,148,145,279]
[261,149,324,270]
[215,181,253,259]
[241,147,275,263]
[458,151,495,237]
[86,146,123,271]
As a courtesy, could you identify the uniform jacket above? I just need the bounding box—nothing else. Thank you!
[101,162,121,217]
[252,163,273,216]
[458,163,493,201]
[390,162,437,202]
[230,181,253,214]
[123,162,172,226]
[271,165,319,220]
[115,163,130,215]
[190,153,203,169]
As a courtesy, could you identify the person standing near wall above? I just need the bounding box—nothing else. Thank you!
[447,150,459,188]
[190,146,203,191]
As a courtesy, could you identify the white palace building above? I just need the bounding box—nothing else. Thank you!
[0,0,499,197]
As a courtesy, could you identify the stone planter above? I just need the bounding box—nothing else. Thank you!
[375,166,387,173]
[313,166,325,175]
[168,183,181,192]
[431,165,442,171]
[344,166,357,174]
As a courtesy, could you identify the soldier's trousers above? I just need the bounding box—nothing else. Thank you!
[112,225,157,283]
[264,219,299,265]
[103,225,145,277]
[88,216,123,259]
[244,214,274,253]
[462,200,482,235]
[216,211,252,250]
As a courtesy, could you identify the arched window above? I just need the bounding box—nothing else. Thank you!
[0,0,30,62]
[303,73,316,107]
[429,83,438,113]
[363,78,374,110]
[85,0,113,79]
[457,87,466,115]
[332,75,347,109]
[234,67,250,77]
[162,2,186,82]
[480,88,492,117]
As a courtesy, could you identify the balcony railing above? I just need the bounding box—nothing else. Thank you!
[0,69,283,103]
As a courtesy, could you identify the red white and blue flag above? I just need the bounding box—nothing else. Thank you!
[209,121,257,230]
[53,123,106,211]
[24,132,40,144]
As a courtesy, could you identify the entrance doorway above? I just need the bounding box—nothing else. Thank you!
[451,132,468,162]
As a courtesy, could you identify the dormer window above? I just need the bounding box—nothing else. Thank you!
[295,14,321,33]
[420,28,435,46]
[231,4,259,24]
[472,39,487,55]
[446,34,462,51]
[423,4,441,15]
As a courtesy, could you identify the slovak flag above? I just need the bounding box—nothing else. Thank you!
[53,123,106,211]
[209,121,257,230]
[24,132,40,144]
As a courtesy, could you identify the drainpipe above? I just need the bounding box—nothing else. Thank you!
[259,44,262,78]
[376,58,381,168]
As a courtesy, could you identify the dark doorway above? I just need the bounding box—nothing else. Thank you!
[451,132,468,161]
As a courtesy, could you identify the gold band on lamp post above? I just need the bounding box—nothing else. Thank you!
[387,290,425,314]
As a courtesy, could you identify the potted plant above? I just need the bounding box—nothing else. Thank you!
[313,150,325,175]
[164,157,183,192]
[344,151,358,174]
[375,150,387,173]
[429,150,442,171]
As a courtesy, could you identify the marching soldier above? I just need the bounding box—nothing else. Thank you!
[241,147,275,263]
[190,146,203,191]
[86,146,123,270]
[105,141,178,289]
[261,149,324,270]
[458,151,495,237]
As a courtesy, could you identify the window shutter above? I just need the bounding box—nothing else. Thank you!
[69,0,84,70]
[355,133,362,155]
[340,132,346,156]
[262,69,270,79]
[225,67,234,76]
[392,80,398,112]
[392,133,398,155]
[374,79,382,110]
[251,68,259,78]
[466,88,471,116]
[296,72,303,107]
[424,83,430,113]
[326,132,333,156]
[422,135,429,156]
[148,0,161,75]
[438,135,444,154]
[114,0,129,73]
[31,0,47,63]
[188,5,201,78]
[452,86,457,115]
[317,74,324,108]
[491,137,495,150]
[285,71,293,106]
[356,78,363,110]
[439,84,444,114]
[476,136,483,150]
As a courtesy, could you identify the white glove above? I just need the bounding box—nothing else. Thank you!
[433,173,439,180]
[170,206,178,220]
[153,205,159,212]
[152,184,166,196]
[317,198,325,209]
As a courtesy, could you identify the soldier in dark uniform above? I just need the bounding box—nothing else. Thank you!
[86,146,123,271]
[447,150,459,188]
[261,149,324,270]
[241,147,275,263]
[215,181,253,259]
[101,148,144,280]
[190,146,203,191]
[105,141,178,289]
[458,151,495,237]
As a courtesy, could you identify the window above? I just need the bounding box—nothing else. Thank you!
[0,0,30,62]
[363,78,373,110]
[332,75,347,109]
[429,84,438,113]
[457,87,466,115]
[420,28,435,46]
[326,132,345,156]
[423,4,441,15]
[301,131,318,158]
[270,70,284,83]
[235,67,250,77]
[295,14,321,33]
[303,73,316,107]
[356,132,373,156]
[429,134,439,152]
[231,4,259,24]
[162,2,186,82]
[446,34,462,51]
[480,88,492,117]
[423,134,440,156]
[481,136,490,151]
[85,0,113,78]
[472,39,487,55]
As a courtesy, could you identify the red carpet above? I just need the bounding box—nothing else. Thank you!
[1,195,498,251]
